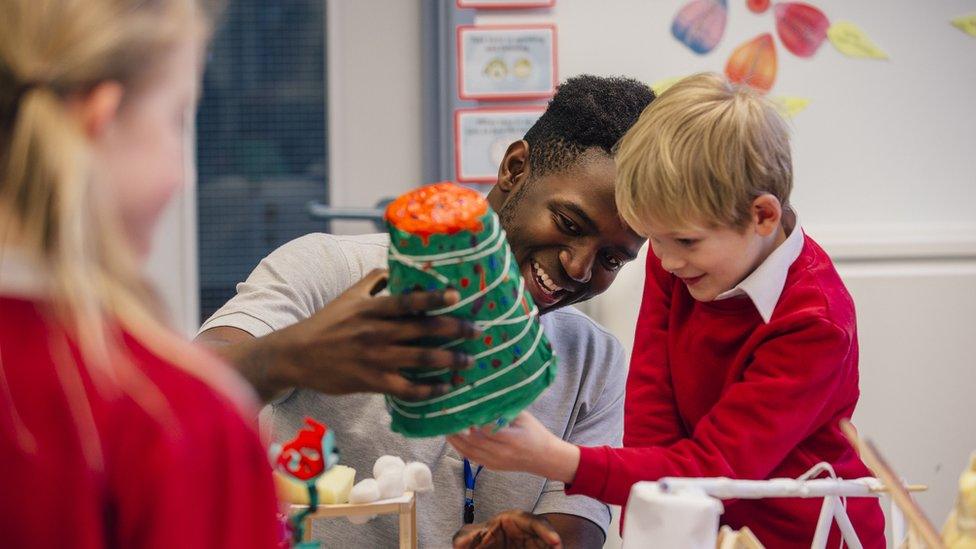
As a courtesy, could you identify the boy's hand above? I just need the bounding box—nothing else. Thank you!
[446,412,581,484]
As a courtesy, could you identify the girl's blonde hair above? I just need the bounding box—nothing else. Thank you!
[1,0,253,466]
[615,72,793,236]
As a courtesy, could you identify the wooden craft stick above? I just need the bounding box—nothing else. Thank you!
[840,420,944,549]
[870,484,928,494]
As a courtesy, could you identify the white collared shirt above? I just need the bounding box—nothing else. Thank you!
[713,212,804,323]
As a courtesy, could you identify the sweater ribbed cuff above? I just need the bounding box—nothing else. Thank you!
[565,445,610,501]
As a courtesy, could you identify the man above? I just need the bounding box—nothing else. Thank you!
[198,75,653,547]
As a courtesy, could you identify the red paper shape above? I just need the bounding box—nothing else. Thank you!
[725,33,778,93]
[747,0,770,13]
[774,2,830,57]
[275,418,327,481]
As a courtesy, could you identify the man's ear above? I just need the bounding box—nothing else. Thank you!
[496,140,530,194]
[751,194,783,237]
[66,80,124,140]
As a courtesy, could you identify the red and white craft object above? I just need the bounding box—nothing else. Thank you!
[622,462,897,549]
[271,418,337,481]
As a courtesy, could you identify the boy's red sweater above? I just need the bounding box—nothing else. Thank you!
[566,235,886,548]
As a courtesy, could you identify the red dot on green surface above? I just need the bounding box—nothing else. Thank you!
[451,373,465,385]
[483,336,493,346]
[487,301,496,310]
[491,359,502,368]
[460,277,470,288]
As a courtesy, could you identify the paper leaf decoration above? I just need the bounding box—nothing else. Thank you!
[827,21,889,59]
[672,0,728,55]
[725,33,778,93]
[747,0,770,14]
[651,76,687,95]
[951,13,976,37]
[774,2,830,58]
[773,96,811,117]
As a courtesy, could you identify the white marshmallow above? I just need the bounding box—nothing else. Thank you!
[373,455,406,480]
[403,462,434,493]
[377,470,405,500]
[348,478,380,504]
[346,478,380,525]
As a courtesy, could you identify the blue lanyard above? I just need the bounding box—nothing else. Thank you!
[463,458,484,524]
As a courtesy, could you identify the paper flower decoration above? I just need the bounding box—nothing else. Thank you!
[774,2,830,57]
[827,21,889,59]
[747,0,770,14]
[672,0,728,54]
[725,33,778,93]
[952,13,976,37]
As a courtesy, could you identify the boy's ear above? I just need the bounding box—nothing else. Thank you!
[751,194,783,237]
[496,140,530,194]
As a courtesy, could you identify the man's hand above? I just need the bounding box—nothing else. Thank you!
[198,269,479,401]
[453,510,562,549]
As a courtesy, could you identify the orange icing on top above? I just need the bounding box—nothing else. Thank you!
[385,182,488,240]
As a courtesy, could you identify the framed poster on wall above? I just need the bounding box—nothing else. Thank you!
[454,107,545,183]
[456,24,557,101]
[457,0,555,9]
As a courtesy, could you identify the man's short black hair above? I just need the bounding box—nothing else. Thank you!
[523,75,655,178]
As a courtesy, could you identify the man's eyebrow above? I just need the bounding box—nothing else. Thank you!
[556,201,598,232]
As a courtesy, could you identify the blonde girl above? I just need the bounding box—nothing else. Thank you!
[0,1,280,546]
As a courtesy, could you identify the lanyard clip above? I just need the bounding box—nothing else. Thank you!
[463,499,475,524]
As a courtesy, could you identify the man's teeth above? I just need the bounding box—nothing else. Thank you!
[532,261,563,294]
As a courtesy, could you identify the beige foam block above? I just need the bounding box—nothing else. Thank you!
[317,465,357,504]
[273,465,357,505]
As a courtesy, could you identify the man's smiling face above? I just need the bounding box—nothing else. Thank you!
[489,145,645,314]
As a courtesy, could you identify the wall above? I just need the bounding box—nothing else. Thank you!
[145,118,199,337]
[325,0,426,235]
[476,0,976,233]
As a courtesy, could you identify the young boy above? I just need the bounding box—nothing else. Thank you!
[448,72,886,548]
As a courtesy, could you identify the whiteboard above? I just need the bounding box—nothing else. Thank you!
[476,0,976,246]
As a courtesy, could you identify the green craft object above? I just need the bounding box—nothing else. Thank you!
[384,182,556,438]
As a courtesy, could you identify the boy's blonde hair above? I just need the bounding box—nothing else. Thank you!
[0,0,251,467]
[615,72,792,236]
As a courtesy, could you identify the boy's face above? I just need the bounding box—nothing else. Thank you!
[644,209,777,302]
[489,146,646,314]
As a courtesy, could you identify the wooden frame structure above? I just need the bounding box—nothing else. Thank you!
[292,492,418,548]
